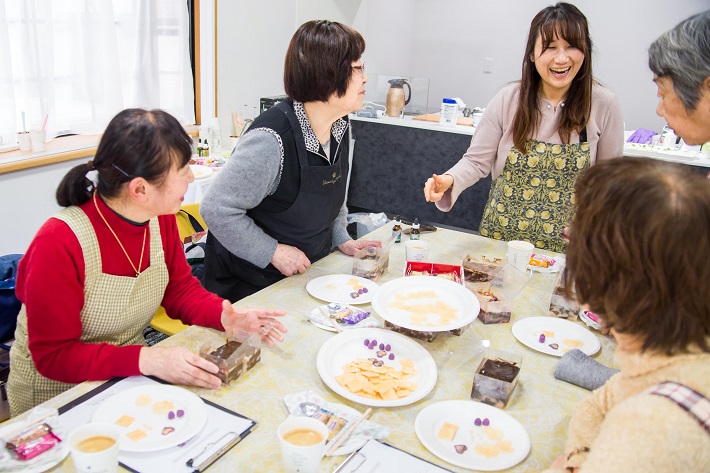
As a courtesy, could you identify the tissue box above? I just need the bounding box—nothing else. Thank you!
[471,349,522,408]
[199,338,261,384]
[352,245,390,281]
[404,261,464,284]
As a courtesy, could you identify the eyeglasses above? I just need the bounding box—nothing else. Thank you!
[352,62,366,76]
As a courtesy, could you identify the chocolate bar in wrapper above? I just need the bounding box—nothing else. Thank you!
[6,423,61,461]
[199,338,261,384]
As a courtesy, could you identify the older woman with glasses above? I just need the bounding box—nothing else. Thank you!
[202,20,380,302]
[9,109,287,416]
[543,157,710,472]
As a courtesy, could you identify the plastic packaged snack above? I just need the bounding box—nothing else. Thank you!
[199,332,262,384]
[466,264,530,324]
[5,423,61,461]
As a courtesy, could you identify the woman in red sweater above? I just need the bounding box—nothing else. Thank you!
[8,109,287,416]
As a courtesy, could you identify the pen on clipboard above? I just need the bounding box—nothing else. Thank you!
[186,431,241,472]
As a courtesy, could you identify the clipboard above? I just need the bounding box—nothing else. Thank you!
[58,376,257,473]
[334,439,453,473]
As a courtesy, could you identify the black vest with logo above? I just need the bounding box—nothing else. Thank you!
[204,100,350,301]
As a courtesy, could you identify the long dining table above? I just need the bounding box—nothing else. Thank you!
[12,223,618,472]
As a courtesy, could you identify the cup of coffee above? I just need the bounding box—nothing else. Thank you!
[69,422,120,473]
[404,240,431,262]
[277,416,328,473]
[507,240,534,271]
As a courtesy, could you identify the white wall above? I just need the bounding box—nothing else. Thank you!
[0,159,84,255]
[216,0,708,132]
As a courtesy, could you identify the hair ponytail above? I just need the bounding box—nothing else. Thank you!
[56,162,96,207]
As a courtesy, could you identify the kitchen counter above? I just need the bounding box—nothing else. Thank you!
[351,114,476,136]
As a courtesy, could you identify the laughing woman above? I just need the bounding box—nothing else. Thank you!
[424,3,624,252]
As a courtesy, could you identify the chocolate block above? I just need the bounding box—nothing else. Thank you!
[200,339,261,384]
[471,349,522,408]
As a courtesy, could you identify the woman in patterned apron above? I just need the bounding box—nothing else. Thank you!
[424,3,624,252]
[8,109,286,416]
[543,158,710,472]
[202,20,380,302]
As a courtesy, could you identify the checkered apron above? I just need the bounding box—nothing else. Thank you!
[648,381,710,434]
[8,207,169,416]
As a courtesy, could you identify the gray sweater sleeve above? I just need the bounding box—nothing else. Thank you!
[331,201,351,248]
[201,130,282,268]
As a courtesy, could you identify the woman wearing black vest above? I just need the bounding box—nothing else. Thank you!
[201,20,381,302]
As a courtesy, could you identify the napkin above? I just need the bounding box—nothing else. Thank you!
[554,349,619,391]
[283,391,388,455]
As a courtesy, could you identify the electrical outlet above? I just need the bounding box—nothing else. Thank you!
[484,57,494,74]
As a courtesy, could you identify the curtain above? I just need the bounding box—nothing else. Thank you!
[0,0,195,143]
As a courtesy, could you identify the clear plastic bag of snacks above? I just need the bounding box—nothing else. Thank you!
[199,331,262,385]
[467,264,530,324]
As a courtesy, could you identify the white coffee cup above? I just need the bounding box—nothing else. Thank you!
[69,422,120,473]
[507,240,534,271]
[404,240,431,262]
[277,416,328,473]
[29,129,46,152]
[17,132,32,151]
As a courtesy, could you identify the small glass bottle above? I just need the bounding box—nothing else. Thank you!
[202,138,210,158]
[392,215,402,243]
[410,218,421,240]
[196,138,204,157]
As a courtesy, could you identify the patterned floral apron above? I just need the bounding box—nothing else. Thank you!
[8,207,169,416]
[479,136,590,253]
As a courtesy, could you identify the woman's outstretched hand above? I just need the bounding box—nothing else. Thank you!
[423,173,453,202]
[220,300,287,347]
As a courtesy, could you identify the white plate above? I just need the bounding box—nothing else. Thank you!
[189,164,213,179]
[512,316,600,357]
[371,277,480,331]
[306,275,379,305]
[415,400,530,471]
[316,328,437,407]
[92,385,207,452]
[527,254,564,273]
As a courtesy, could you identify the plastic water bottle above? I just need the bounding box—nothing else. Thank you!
[439,98,457,127]
[209,117,221,156]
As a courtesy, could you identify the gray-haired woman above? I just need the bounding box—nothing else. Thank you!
[649,10,710,146]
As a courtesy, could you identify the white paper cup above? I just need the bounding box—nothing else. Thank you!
[29,129,46,152]
[17,132,31,151]
[277,416,328,473]
[507,240,534,271]
[404,240,431,262]
[69,422,120,473]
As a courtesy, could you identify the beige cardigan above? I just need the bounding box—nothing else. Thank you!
[437,82,625,212]
[543,348,710,472]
